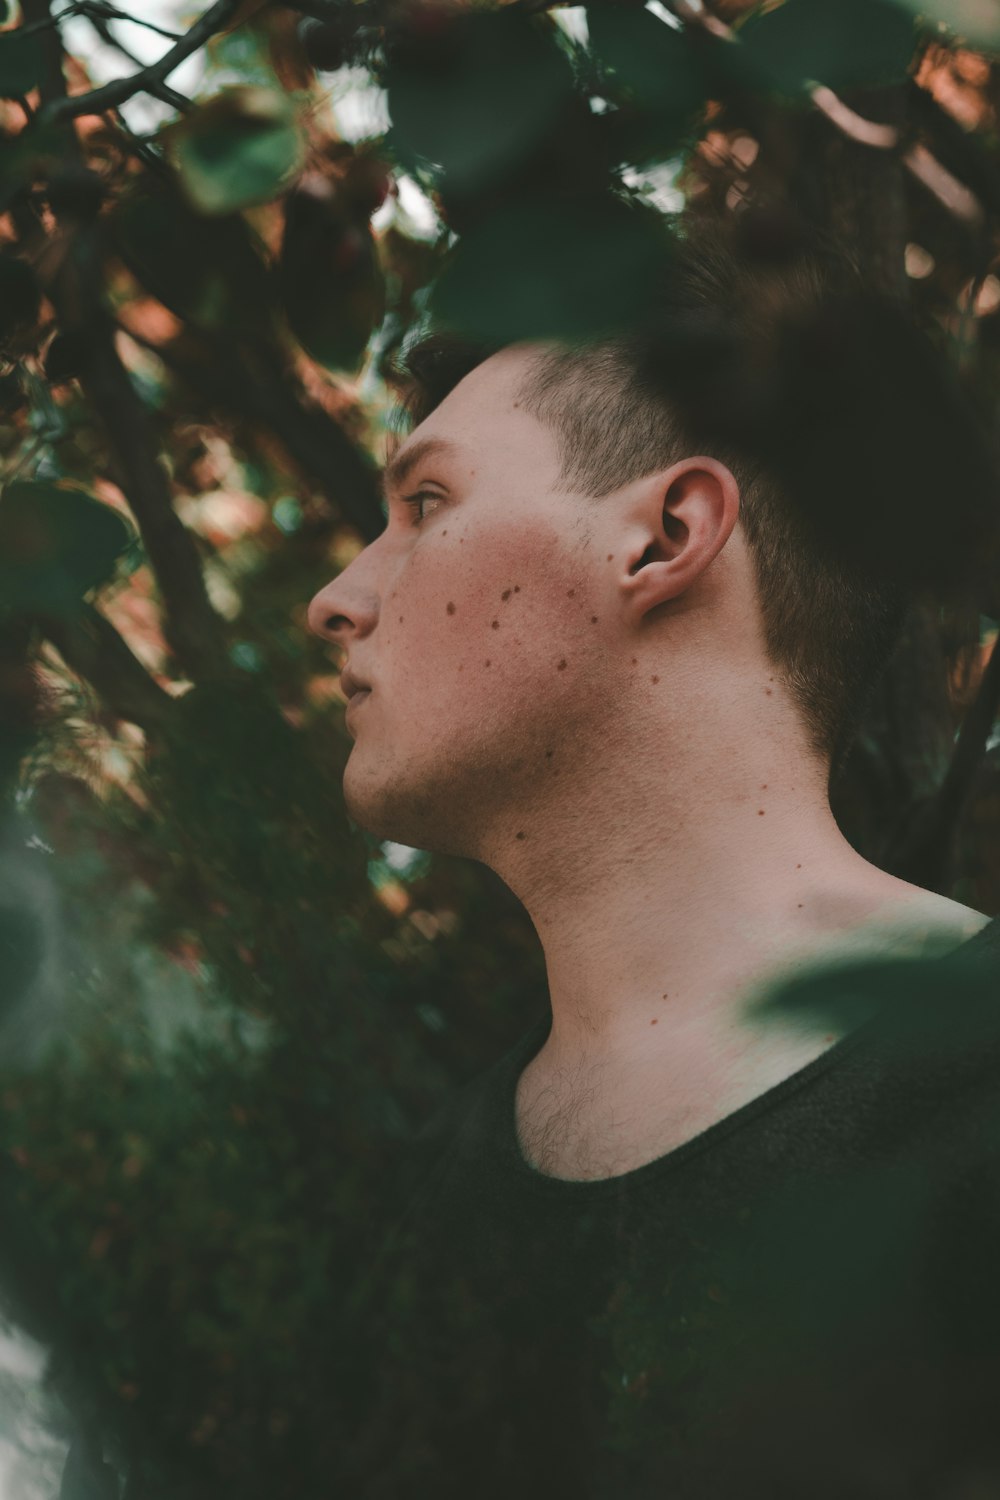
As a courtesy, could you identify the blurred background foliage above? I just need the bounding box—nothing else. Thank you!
[0,0,996,1493]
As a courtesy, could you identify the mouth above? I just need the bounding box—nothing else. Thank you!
[340,667,372,701]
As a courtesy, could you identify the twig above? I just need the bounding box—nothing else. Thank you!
[74,2,184,43]
[84,14,191,113]
[39,0,244,125]
[663,0,986,229]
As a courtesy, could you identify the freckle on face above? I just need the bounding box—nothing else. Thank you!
[651,675,659,684]
[446,602,456,615]
[492,620,500,630]
[501,589,512,601]
[557,659,567,671]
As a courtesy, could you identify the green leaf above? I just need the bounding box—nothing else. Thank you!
[586,6,706,117]
[111,179,273,332]
[278,182,385,373]
[429,195,671,344]
[0,480,133,618]
[162,87,307,216]
[0,27,45,99]
[386,11,574,192]
[0,253,39,346]
[737,0,916,96]
[889,0,1000,50]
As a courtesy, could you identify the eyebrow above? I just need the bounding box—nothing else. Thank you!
[381,436,465,498]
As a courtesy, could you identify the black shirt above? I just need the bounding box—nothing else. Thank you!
[346,916,1000,1499]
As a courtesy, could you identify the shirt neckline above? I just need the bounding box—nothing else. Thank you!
[494,913,1000,1200]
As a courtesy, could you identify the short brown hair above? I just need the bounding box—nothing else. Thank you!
[389,212,998,783]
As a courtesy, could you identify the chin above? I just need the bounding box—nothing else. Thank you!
[342,766,473,860]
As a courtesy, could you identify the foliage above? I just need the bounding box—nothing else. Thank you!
[0,0,995,1494]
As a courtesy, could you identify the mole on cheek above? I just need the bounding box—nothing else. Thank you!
[567,589,575,598]
[492,620,500,630]
[651,675,659,684]
[557,659,567,671]
[446,602,456,615]
[502,589,512,601]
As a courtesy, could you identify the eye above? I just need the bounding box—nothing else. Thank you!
[402,490,444,526]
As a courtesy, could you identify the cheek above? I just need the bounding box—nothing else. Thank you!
[391,522,599,697]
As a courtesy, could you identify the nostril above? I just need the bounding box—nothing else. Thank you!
[324,614,349,633]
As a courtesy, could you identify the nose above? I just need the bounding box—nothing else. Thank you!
[306,561,379,654]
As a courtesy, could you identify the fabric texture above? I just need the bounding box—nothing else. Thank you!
[348,915,1000,1500]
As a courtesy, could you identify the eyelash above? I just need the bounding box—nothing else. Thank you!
[402,490,443,526]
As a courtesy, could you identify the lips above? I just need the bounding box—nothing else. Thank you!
[340,667,372,701]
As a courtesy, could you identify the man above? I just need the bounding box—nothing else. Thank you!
[308,225,1000,1496]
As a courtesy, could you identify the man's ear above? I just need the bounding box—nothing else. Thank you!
[619,457,740,619]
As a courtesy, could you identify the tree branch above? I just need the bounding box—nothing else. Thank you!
[77,325,231,683]
[39,0,244,125]
[36,604,175,735]
[663,0,986,230]
[24,0,230,685]
[882,633,1000,889]
[119,321,385,545]
[84,15,192,114]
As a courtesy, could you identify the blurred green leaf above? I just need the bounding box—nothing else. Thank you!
[586,6,706,118]
[111,178,273,331]
[737,0,916,96]
[889,0,1000,50]
[0,480,133,617]
[278,177,386,372]
[430,195,671,343]
[0,252,38,347]
[386,11,574,191]
[162,87,307,216]
[0,26,45,98]
[0,904,41,1012]
[747,930,998,1049]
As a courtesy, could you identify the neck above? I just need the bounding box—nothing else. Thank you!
[489,745,976,1081]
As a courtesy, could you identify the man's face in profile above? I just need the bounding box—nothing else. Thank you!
[307,346,624,859]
